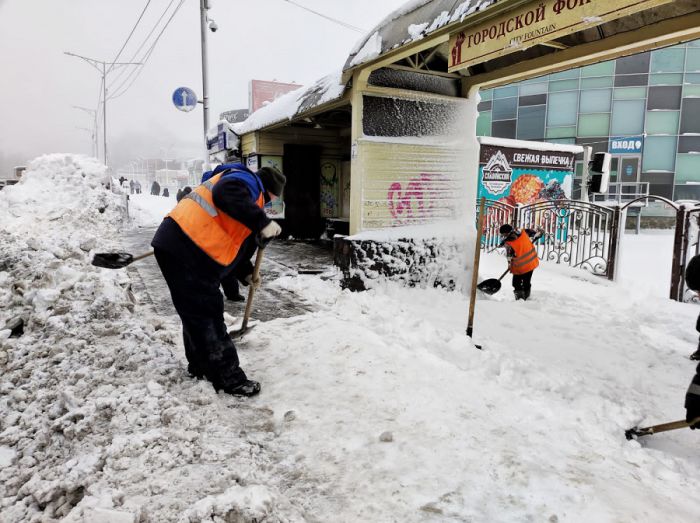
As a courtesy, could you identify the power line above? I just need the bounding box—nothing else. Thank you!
[108,0,178,89]
[106,0,153,75]
[108,0,186,100]
[281,0,365,33]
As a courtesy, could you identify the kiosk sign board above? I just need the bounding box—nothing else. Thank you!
[448,0,674,72]
[478,144,576,205]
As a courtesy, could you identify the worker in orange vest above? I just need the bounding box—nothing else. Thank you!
[151,163,286,397]
[499,224,544,301]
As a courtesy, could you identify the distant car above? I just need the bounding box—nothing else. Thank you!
[0,179,19,190]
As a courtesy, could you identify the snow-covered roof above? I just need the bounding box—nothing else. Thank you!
[478,136,584,154]
[233,71,349,135]
[344,0,499,71]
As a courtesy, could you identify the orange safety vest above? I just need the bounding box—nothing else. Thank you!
[168,172,264,266]
[507,231,539,275]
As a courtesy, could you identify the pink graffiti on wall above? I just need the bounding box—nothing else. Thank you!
[387,173,443,224]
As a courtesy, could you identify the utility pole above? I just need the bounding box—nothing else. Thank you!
[64,51,142,167]
[200,0,212,139]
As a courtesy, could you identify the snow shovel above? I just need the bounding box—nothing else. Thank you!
[625,417,700,440]
[230,247,265,338]
[92,250,154,269]
[476,268,509,295]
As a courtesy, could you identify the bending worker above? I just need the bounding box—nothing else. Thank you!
[151,162,286,397]
[499,223,544,301]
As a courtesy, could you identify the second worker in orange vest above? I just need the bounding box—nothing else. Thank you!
[499,223,544,301]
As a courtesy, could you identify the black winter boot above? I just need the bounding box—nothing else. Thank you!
[222,380,261,397]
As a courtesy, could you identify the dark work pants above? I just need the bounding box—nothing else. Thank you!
[512,270,534,300]
[221,272,242,300]
[154,248,247,389]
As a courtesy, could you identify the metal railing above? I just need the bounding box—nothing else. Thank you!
[591,182,650,206]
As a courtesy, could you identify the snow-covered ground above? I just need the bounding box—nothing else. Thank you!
[1,155,698,522]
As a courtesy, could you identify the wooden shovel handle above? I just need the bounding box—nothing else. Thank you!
[240,248,265,332]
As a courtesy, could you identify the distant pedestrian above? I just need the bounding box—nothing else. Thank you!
[163,188,170,198]
[135,181,142,194]
[151,181,160,196]
[682,256,700,429]
[129,180,135,194]
[499,224,544,300]
[176,186,192,203]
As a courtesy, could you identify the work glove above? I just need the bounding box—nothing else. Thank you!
[244,273,261,291]
[685,371,700,429]
[261,221,282,239]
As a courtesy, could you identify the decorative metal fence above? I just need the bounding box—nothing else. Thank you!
[478,199,620,280]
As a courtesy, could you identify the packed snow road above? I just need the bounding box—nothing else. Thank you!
[1,155,699,522]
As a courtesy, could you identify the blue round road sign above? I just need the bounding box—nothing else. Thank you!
[172,87,197,112]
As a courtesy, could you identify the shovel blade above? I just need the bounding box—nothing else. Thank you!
[92,252,134,269]
[477,278,502,295]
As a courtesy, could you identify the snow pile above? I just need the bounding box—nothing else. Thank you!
[0,155,302,521]
[233,71,347,135]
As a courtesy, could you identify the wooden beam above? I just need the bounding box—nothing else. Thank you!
[539,41,568,50]
[462,12,700,92]
[385,64,462,79]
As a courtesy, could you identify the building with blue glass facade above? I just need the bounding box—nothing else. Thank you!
[477,39,700,203]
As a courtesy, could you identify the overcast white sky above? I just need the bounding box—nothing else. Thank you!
[0,0,408,172]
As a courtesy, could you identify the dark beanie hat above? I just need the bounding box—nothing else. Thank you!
[686,254,700,291]
[257,167,286,197]
[499,223,514,235]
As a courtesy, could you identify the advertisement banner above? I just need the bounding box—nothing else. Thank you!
[477,145,575,205]
[260,155,285,219]
[250,80,301,112]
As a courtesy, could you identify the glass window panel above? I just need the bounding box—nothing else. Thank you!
[649,73,683,85]
[616,53,650,75]
[615,74,648,87]
[647,86,682,110]
[676,154,700,183]
[641,172,673,184]
[576,137,609,155]
[479,89,493,101]
[492,97,517,120]
[477,101,492,111]
[549,79,579,92]
[613,87,647,99]
[645,111,679,135]
[648,184,673,199]
[678,137,700,154]
[611,100,645,135]
[494,86,518,99]
[689,40,700,48]
[686,74,700,85]
[492,119,516,139]
[581,77,613,89]
[545,126,576,139]
[476,111,492,136]
[674,185,700,201]
[519,82,547,96]
[546,138,576,145]
[519,94,546,106]
[680,99,700,134]
[642,137,677,172]
[549,69,580,80]
[687,49,700,73]
[516,106,545,140]
[578,114,610,137]
[580,89,612,113]
[684,85,700,97]
[547,91,578,126]
[581,61,615,77]
[650,48,685,73]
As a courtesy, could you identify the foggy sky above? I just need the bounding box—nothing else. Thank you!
[0,0,407,173]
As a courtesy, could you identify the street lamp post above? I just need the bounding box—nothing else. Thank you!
[200,0,212,139]
[64,52,142,166]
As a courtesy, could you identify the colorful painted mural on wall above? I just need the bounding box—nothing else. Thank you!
[387,172,446,224]
[260,155,285,218]
[320,160,340,217]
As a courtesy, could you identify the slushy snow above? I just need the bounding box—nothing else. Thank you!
[1,154,699,522]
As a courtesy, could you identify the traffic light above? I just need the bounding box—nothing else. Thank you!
[588,152,611,194]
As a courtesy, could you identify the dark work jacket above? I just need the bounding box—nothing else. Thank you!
[151,173,271,280]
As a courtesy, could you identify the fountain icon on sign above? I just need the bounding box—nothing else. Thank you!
[172,87,198,112]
